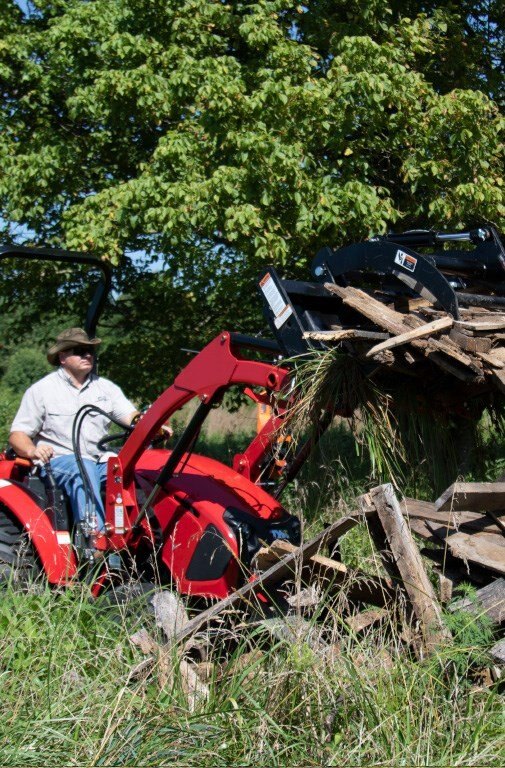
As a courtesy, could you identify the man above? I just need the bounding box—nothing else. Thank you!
[9,327,139,531]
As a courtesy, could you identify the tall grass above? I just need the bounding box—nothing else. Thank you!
[0,579,502,767]
[0,426,504,767]
[281,348,505,498]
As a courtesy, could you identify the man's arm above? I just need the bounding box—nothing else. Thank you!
[9,431,54,463]
[120,411,140,427]
[123,411,173,438]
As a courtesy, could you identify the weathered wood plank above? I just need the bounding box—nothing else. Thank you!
[366,317,453,358]
[426,523,505,576]
[448,578,505,625]
[455,319,505,332]
[303,329,389,342]
[436,482,505,513]
[365,484,451,654]
[401,497,505,536]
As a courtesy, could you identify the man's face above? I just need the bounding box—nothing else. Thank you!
[59,345,95,377]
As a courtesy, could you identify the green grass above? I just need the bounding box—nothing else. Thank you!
[0,429,504,767]
[0,580,503,767]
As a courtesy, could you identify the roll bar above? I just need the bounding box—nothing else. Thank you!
[0,244,112,336]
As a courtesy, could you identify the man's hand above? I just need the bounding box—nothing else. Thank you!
[28,443,54,463]
[9,431,54,463]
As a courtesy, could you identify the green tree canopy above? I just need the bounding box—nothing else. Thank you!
[0,0,503,397]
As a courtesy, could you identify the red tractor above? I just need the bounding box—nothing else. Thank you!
[0,245,301,598]
[2,227,501,601]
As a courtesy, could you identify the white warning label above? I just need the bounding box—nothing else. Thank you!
[260,273,293,329]
[114,505,125,533]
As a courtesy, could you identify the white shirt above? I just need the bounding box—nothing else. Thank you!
[10,368,135,461]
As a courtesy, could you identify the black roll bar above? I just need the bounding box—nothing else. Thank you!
[0,245,112,336]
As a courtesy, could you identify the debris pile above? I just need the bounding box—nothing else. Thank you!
[304,283,505,398]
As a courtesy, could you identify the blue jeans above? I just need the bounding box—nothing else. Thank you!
[49,455,108,531]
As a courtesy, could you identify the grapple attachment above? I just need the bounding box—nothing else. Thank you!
[259,227,505,356]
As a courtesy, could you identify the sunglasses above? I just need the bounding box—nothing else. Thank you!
[70,346,95,357]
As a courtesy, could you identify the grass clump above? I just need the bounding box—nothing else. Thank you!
[281,348,505,498]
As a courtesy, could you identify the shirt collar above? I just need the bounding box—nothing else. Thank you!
[57,366,96,390]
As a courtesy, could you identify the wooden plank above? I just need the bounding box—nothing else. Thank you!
[365,484,451,654]
[365,317,453,358]
[401,497,505,536]
[174,507,373,645]
[477,351,504,369]
[426,523,505,576]
[309,553,348,576]
[449,329,492,354]
[303,329,389,342]
[455,319,505,332]
[436,482,505,513]
[448,578,505,625]
[252,540,297,571]
[407,517,438,542]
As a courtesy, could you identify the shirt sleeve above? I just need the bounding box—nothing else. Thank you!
[10,384,45,438]
[103,380,136,423]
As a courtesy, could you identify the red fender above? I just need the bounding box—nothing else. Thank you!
[0,480,77,584]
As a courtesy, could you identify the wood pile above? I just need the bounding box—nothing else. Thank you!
[170,484,452,659]
[303,283,505,399]
[401,481,505,585]
[129,484,504,693]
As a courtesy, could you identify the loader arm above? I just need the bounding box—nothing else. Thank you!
[98,332,292,548]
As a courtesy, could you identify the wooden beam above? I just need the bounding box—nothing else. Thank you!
[365,317,453,358]
[365,484,451,654]
[435,482,505,513]
[401,497,505,536]
[425,523,505,577]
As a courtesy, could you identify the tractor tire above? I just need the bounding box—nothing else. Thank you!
[0,505,41,587]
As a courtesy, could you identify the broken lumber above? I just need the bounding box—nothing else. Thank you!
[365,317,453,358]
[435,482,505,513]
[448,578,505,625]
[365,484,451,655]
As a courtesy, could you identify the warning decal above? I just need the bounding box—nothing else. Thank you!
[260,273,293,329]
[394,249,417,273]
